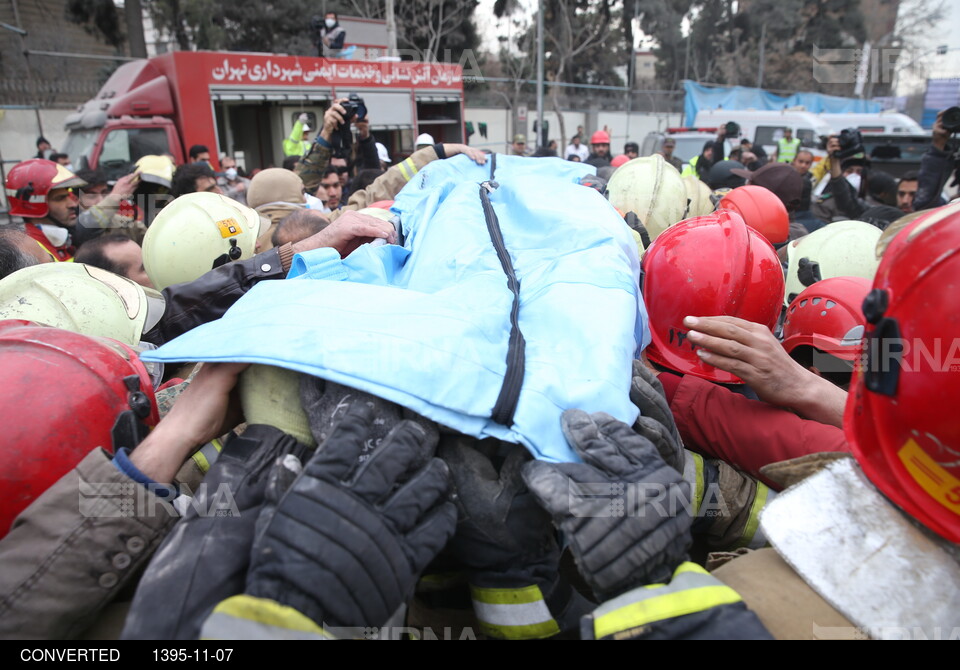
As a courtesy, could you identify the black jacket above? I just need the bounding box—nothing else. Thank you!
[914,144,953,212]
[826,175,868,220]
[144,246,289,346]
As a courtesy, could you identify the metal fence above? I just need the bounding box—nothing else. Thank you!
[0,78,104,108]
[466,78,685,115]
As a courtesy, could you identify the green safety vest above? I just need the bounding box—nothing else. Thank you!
[681,155,700,178]
[777,137,801,163]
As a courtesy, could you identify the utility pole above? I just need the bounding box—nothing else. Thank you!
[757,22,766,89]
[125,0,147,58]
[385,0,397,56]
[536,0,544,150]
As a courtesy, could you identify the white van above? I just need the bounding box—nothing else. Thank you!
[819,112,925,135]
[692,109,835,158]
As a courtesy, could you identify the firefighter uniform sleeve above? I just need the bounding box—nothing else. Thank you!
[200,595,335,640]
[580,562,773,640]
[660,373,850,487]
[329,145,441,219]
[682,451,774,551]
[0,449,178,640]
[120,427,307,641]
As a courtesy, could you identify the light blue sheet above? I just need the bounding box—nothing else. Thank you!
[143,155,648,462]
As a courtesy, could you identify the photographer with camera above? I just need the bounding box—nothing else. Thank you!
[295,98,487,219]
[690,122,737,182]
[296,97,379,195]
[913,108,959,212]
[823,129,870,221]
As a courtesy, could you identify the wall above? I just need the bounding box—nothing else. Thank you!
[0,108,77,210]
[464,106,683,154]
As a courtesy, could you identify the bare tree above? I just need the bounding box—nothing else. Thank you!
[396,0,478,62]
[345,0,385,18]
[884,0,948,94]
[542,0,615,149]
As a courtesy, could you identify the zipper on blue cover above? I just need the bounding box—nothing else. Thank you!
[479,180,525,427]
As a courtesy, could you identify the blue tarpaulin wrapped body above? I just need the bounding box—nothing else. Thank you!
[143,155,649,463]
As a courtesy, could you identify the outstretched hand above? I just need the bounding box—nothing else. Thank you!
[292,209,397,258]
[130,362,250,483]
[683,315,846,427]
[443,143,487,165]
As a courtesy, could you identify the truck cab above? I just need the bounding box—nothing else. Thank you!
[62,51,465,178]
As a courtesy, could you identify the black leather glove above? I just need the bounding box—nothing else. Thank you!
[630,360,685,472]
[441,438,556,581]
[122,425,306,640]
[244,403,457,629]
[522,410,693,603]
[441,437,593,638]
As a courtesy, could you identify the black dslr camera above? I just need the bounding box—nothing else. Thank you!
[724,121,741,138]
[331,94,368,158]
[942,106,960,133]
[835,128,865,160]
[834,128,866,160]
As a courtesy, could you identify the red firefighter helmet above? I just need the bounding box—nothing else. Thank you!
[610,154,630,168]
[717,184,790,244]
[781,276,872,361]
[0,320,159,537]
[4,159,86,219]
[642,210,785,383]
[590,130,610,145]
[845,201,960,543]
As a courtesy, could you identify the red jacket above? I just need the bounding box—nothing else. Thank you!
[25,223,74,261]
[659,373,849,487]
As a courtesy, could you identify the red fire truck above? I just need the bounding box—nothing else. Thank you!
[62,51,465,175]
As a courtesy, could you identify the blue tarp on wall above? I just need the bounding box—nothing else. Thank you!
[684,80,881,126]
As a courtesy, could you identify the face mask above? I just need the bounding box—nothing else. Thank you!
[39,223,70,246]
[325,18,336,28]
[225,168,238,181]
[845,173,862,192]
[64,163,74,172]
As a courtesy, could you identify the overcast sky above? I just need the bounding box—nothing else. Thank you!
[473,0,959,96]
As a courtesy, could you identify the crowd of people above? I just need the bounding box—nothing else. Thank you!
[0,100,957,641]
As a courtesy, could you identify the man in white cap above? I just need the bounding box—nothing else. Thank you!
[376,142,392,169]
[415,133,435,151]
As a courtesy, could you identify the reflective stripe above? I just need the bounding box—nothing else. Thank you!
[470,584,560,639]
[191,438,224,474]
[737,482,773,549]
[682,450,705,515]
[397,157,418,182]
[35,240,61,262]
[200,595,332,640]
[588,562,742,639]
